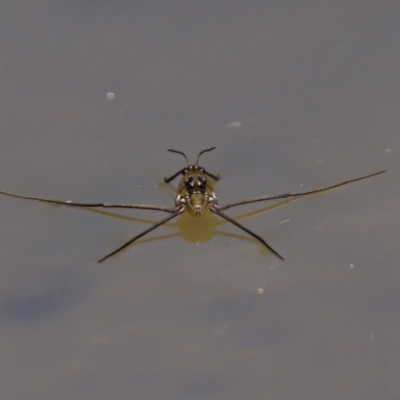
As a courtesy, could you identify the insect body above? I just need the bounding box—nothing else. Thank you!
[167,148,219,216]
[0,148,386,263]
[175,165,216,215]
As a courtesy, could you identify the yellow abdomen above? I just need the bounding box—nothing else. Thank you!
[186,192,208,216]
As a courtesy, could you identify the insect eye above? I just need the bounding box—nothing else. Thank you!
[197,176,206,189]
[185,176,194,191]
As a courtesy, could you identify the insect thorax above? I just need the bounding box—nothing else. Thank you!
[175,167,217,216]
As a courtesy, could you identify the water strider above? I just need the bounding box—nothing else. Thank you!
[0,147,386,262]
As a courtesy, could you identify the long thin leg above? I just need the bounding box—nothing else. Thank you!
[164,168,220,183]
[164,168,186,183]
[204,170,221,181]
[211,207,284,260]
[0,189,176,213]
[219,170,386,211]
[98,208,184,263]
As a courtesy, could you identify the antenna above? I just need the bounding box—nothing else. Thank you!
[167,149,189,166]
[196,147,216,165]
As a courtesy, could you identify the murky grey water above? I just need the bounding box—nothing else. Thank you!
[0,2,399,399]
